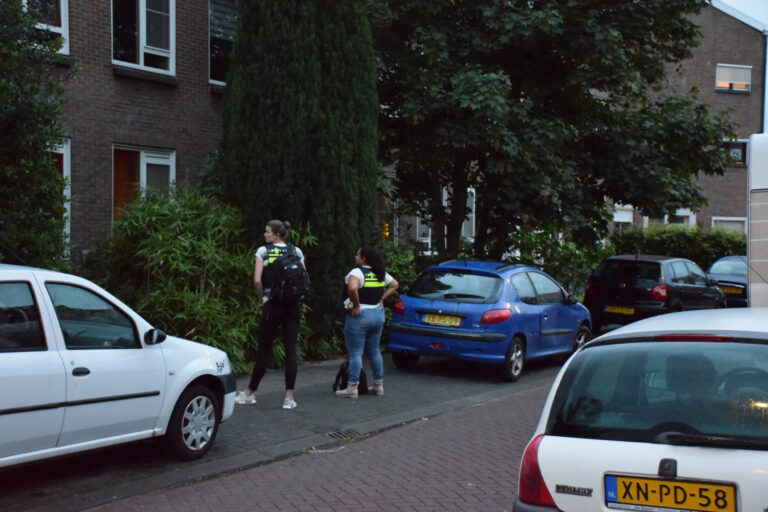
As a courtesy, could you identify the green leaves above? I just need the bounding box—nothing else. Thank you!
[0,1,68,266]
[373,0,730,259]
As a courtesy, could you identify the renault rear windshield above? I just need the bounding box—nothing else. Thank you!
[408,270,503,304]
[546,341,768,449]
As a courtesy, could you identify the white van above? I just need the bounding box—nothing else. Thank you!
[748,133,768,306]
[0,264,236,468]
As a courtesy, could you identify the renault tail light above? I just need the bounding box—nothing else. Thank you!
[518,435,556,507]
[651,284,668,301]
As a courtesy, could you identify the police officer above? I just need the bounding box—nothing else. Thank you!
[336,246,398,398]
[236,220,305,409]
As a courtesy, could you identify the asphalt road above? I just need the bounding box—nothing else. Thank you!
[0,353,561,512]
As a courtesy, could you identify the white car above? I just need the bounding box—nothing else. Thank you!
[514,308,768,512]
[0,264,236,469]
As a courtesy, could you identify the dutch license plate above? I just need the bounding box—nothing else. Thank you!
[607,305,635,315]
[718,285,741,295]
[605,475,736,512]
[424,314,460,327]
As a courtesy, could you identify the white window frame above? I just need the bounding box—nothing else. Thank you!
[416,216,431,250]
[112,146,176,219]
[209,0,237,85]
[722,139,749,166]
[715,63,751,93]
[111,0,176,75]
[22,0,69,54]
[642,208,696,228]
[461,187,476,242]
[53,139,71,241]
[711,216,747,234]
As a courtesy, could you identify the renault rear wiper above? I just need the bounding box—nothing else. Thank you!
[653,432,768,450]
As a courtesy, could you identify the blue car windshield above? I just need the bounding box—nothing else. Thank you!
[546,341,768,448]
[408,270,503,304]
[709,260,747,277]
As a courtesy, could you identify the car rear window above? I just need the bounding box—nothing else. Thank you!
[594,260,661,286]
[709,260,747,277]
[546,341,768,446]
[407,270,503,303]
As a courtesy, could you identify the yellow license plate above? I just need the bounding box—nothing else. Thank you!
[606,475,736,512]
[607,305,635,315]
[424,314,460,327]
[718,285,742,295]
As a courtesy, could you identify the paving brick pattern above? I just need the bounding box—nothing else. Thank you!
[90,383,549,512]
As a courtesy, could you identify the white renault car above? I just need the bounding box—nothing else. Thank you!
[514,308,768,512]
[0,264,236,469]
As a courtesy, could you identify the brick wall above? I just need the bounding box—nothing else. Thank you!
[667,6,765,231]
[60,1,225,259]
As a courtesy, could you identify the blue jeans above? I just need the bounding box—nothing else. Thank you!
[344,307,385,384]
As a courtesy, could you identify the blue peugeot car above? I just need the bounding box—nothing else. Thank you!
[707,255,748,307]
[388,260,592,381]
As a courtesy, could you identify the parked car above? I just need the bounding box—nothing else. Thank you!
[584,255,726,334]
[388,260,592,381]
[708,255,748,308]
[514,307,768,512]
[0,264,236,469]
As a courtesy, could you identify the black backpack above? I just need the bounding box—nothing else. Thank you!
[269,245,311,303]
[332,359,369,394]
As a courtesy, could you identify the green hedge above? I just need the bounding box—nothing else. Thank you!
[611,225,746,270]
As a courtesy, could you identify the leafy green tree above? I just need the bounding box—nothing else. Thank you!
[372,0,733,258]
[0,1,68,265]
[216,1,379,341]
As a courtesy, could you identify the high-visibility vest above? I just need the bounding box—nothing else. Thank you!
[357,266,386,305]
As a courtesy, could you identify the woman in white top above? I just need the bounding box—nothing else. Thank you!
[336,246,398,398]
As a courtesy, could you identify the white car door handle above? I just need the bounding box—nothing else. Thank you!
[72,367,90,376]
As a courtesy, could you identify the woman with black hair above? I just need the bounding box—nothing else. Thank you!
[336,246,398,398]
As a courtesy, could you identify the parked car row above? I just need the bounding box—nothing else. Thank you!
[388,254,745,382]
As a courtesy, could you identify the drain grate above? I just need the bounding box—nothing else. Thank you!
[326,429,361,441]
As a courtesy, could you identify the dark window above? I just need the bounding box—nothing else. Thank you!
[594,261,661,287]
[113,0,139,64]
[0,283,46,351]
[46,283,139,349]
[547,342,768,445]
[210,0,237,82]
[408,271,503,304]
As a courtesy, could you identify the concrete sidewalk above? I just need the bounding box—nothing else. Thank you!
[2,354,560,512]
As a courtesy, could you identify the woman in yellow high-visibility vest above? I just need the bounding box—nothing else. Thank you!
[336,246,398,398]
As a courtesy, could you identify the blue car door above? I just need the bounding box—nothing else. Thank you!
[527,272,575,351]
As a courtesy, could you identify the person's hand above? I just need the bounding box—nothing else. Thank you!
[351,305,362,316]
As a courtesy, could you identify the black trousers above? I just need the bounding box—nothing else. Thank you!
[248,300,301,391]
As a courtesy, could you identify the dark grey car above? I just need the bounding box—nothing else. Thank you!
[583,255,726,334]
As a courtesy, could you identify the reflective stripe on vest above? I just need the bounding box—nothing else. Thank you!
[263,244,289,288]
[358,267,385,305]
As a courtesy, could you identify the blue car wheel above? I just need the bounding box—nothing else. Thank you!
[502,336,525,382]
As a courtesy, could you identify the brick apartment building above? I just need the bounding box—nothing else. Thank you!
[45,0,235,260]
[609,1,767,235]
[40,1,765,258]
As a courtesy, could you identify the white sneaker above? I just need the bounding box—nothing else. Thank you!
[282,397,297,410]
[235,391,256,405]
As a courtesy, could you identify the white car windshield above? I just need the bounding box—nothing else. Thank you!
[547,341,768,448]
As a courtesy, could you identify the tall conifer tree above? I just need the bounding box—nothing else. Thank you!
[219,1,379,338]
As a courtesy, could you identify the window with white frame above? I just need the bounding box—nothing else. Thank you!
[416,216,431,250]
[112,0,175,73]
[24,0,69,54]
[613,204,634,233]
[712,216,747,234]
[667,208,696,226]
[209,0,237,84]
[52,139,71,239]
[113,147,175,220]
[715,64,751,93]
